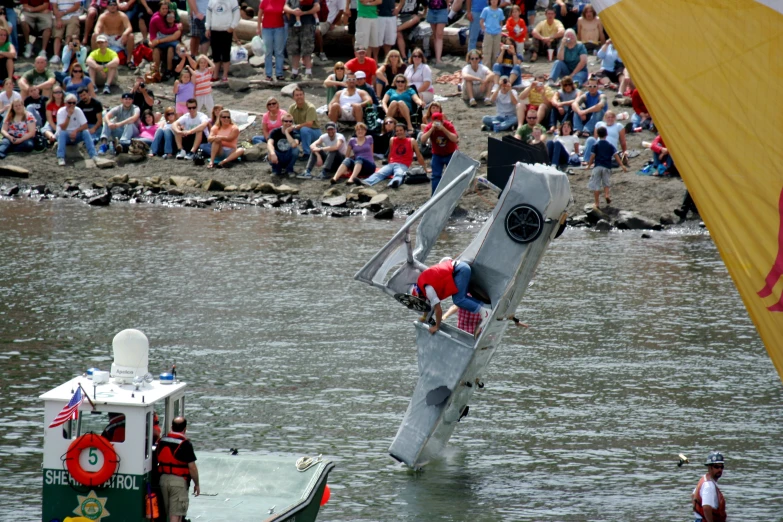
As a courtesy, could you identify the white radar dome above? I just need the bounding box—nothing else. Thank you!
[110,329,150,384]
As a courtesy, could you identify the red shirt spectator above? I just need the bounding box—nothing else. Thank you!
[630,88,647,116]
[422,113,458,156]
[260,0,285,28]
[346,55,378,85]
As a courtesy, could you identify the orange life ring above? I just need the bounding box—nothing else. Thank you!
[65,433,120,487]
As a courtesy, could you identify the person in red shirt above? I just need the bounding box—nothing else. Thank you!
[420,111,458,194]
[505,5,527,56]
[628,88,652,132]
[345,43,377,85]
[649,134,675,176]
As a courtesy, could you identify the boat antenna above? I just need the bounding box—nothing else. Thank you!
[78,382,97,410]
[171,362,177,381]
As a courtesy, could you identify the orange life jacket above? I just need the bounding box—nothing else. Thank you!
[102,415,126,442]
[692,474,727,522]
[155,432,191,480]
[417,260,458,300]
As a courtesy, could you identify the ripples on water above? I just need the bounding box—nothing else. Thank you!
[0,199,781,521]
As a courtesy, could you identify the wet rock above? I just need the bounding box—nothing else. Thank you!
[368,193,391,211]
[167,188,185,196]
[228,79,251,92]
[238,183,254,192]
[128,178,140,187]
[144,176,163,187]
[274,184,299,195]
[169,176,194,188]
[0,165,30,178]
[183,198,207,208]
[641,233,652,239]
[119,153,145,164]
[659,215,675,225]
[92,181,105,189]
[354,187,378,202]
[699,222,706,228]
[330,210,350,218]
[584,204,610,225]
[4,185,20,196]
[202,179,225,192]
[594,219,612,231]
[614,210,658,230]
[108,173,129,183]
[322,187,342,198]
[111,194,130,202]
[254,182,277,194]
[30,184,46,194]
[63,183,80,192]
[346,192,359,202]
[374,207,394,220]
[281,83,300,98]
[280,194,293,204]
[87,192,111,206]
[322,195,347,207]
[110,184,130,195]
[568,214,589,227]
[230,63,256,78]
[261,195,281,207]
[298,199,314,210]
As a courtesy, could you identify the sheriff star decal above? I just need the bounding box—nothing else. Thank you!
[73,490,110,521]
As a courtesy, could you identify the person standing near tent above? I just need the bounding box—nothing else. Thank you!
[692,451,727,522]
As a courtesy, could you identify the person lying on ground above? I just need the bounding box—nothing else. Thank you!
[207,109,245,168]
[363,122,427,188]
[491,35,522,88]
[171,98,210,159]
[56,93,98,165]
[267,113,300,175]
[19,55,56,98]
[576,4,604,53]
[516,72,554,127]
[549,28,588,86]
[100,92,141,154]
[381,74,424,134]
[546,118,580,168]
[331,121,375,184]
[298,121,346,179]
[571,77,606,136]
[462,49,494,107]
[581,110,626,167]
[547,74,579,133]
[327,71,373,123]
[86,35,119,95]
[530,7,564,62]
[0,98,36,159]
[420,111,458,193]
[147,106,178,158]
[481,74,518,132]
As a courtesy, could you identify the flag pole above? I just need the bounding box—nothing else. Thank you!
[78,382,96,410]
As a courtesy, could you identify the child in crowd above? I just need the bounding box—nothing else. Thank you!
[505,5,527,56]
[173,69,195,115]
[480,0,504,73]
[189,54,215,114]
[586,125,627,207]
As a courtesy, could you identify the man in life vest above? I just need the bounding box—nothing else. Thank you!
[411,258,490,334]
[155,416,200,522]
[692,451,727,522]
[101,413,125,442]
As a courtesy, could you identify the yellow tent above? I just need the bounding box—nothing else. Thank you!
[593,0,783,379]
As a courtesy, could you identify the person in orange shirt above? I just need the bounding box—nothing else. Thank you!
[505,5,527,56]
[207,108,245,168]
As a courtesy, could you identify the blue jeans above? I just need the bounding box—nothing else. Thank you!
[365,162,406,186]
[467,12,482,52]
[270,148,296,174]
[549,60,588,86]
[481,114,517,131]
[573,109,604,134]
[549,106,573,129]
[26,105,43,127]
[5,8,18,50]
[452,261,483,313]
[0,137,34,158]
[57,130,98,159]
[430,152,452,194]
[262,26,285,78]
[652,152,674,173]
[631,112,652,130]
[101,121,139,145]
[547,140,578,167]
[251,135,267,144]
[150,128,174,155]
[298,127,321,155]
[492,63,522,86]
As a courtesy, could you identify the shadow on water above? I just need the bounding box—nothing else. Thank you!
[0,199,781,520]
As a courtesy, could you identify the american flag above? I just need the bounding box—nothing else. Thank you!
[48,388,84,428]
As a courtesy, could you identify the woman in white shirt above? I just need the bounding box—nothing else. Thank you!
[404,48,434,105]
[546,119,581,169]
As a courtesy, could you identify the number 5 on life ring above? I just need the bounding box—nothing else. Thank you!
[65,433,120,487]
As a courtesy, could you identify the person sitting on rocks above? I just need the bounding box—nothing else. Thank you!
[0,26,16,83]
[363,121,426,188]
[41,85,64,143]
[530,7,564,62]
[331,121,375,185]
[288,86,321,157]
[92,0,134,66]
[394,0,424,59]
[381,74,424,134]
[56,93,98,165]
[327,71,373,123]
[546,118,580,168]
[149,3,182,78]
[374,49,404,98]
[171,98,209,159]
[580,110,626,167]
[0,98,36,159]
[0,78,21,119]
[549,28,588,86]
[461,49,494,107]
[420,111,458,193]
[146,106,178,158]
[491,35,523,88]
[207,108,245,168]
[649,134,675,176]
[373,116,396,158]
[251,96,287,144]
[130,108,161,153]
[61,35,87,76]
[516,72,555,127]
[576,4,604,53]
[267,113,299,175]
[23,84,47,128]
[354,71,380,107]
[86,35,120,95]
[571,77,606,137]
[323,61,347,104]
[20,0,53,61]
[547,75,579,133]
[19,55,55,98]
[51,0,83,66]
[63,62,96,99]
[481,75,518,132]
[404,48,434,105]
[100,92,140,154]
[298,121,346,179]
[595,38,624,91]
[628,87,652,132]
[514,106,546,143]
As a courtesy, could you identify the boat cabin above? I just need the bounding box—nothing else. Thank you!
[40,329,185,522]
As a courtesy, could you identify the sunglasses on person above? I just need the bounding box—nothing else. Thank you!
[395,79,406,84]
[220,115,231,119]
[526,116,537,120]
[67,101,76,105]
[187,105,197,110]
[267,102,278,106]
[469,57,480,61]
[413,54,423,58]
[73,69,83,74]
[335,66,345,70]
[283,119,294,123]
[588,84,599,89]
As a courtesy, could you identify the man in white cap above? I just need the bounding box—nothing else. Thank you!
[692,451,727,522]
[86,34,120,94]
[354,70,379,106]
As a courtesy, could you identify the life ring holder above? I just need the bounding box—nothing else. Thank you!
[64,433,120,487]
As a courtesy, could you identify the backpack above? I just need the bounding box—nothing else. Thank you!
[193,148,207,166]
[32,131,49,153]
[404,166,430,185]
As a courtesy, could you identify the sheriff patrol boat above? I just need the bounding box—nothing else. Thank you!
[41,329,333,522]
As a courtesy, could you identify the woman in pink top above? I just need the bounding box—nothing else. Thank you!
[251,96,288,144]
[207,109,245,168]
[134,109,162,147]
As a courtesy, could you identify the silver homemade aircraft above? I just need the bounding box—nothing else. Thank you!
[355,151,572,468]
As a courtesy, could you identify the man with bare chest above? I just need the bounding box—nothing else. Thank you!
[93,0,134,61]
